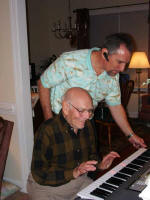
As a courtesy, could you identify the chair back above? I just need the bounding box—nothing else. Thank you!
[0,117,14,194]
[94,80,134,121]
[120,80,134,109]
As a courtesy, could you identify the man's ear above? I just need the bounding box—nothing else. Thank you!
[62,101,69,115]
[102,48,109,61]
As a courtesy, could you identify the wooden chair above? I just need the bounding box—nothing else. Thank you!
[0,117,14,195]
[95,80,134,150]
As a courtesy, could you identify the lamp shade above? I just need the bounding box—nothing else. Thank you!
[129,52,150,69]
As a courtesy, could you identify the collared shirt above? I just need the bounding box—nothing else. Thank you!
[31,111,99,186]
[41,48,121,114]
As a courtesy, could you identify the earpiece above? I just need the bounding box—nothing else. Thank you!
[103,52,109,62]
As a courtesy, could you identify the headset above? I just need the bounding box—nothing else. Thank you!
[103,52,109,62]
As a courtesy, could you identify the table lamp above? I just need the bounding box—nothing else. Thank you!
[128,52,150,116]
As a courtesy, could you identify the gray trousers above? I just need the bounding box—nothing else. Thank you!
[27,173,93,200]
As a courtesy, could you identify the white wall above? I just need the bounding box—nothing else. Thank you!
[0,0,33,192]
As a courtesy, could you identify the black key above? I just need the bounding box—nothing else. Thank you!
[91,188,111,199]
[132,159,146,166]
[106,177,124,186]
[100,183,117,192]
[126,163,141,170]
[136,156,147,163]
[141,149,150,158]
[119,167,136,176]
[114,172,129,180]
[138,156,149,162]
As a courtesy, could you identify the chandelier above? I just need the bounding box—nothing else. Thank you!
[51,0,83,40]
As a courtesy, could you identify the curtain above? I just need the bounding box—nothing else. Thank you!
[75,8,90,49]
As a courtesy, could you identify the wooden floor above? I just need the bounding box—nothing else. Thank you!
[5,191,29,200]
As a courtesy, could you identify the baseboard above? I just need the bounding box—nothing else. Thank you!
[3,177,23,189]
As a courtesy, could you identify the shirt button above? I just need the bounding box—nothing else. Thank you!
[77,149,80,152]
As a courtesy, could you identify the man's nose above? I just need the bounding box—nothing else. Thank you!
[83,111,91,119]
[119,64,126,72]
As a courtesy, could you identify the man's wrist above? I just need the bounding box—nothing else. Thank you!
[127,133,134,139]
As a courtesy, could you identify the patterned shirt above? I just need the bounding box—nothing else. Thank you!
[41,48,121,114]
[31,111,99,186]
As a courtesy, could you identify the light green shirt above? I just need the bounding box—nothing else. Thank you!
[41,48,121,114]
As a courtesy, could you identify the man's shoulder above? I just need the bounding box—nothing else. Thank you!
[43,118,54,125]
[42,115,60,127]
[60,49,90,59]
[36,115,61,136]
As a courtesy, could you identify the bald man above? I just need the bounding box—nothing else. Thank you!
[27,87,120,200]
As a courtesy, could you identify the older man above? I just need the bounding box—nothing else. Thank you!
[27,87,120,200]
[38,33,146,149]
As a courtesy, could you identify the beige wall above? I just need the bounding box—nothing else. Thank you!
[0,0,23,184]
[0,1,15,101]
[0,0,33,191]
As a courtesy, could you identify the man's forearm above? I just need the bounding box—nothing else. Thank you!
[109,104,134,137]
[37,79,53,120]
[109,104,146,148]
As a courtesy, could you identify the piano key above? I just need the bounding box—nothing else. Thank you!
[136,156,148,162]
[126,163,141,170]
[141,152,150,159]
[137,155,149,162]
[139,156,150,161]
[119,167,136,176]
[90,188,111,199]
[132,159,146,166]
[114,172,130,180]
[106,177,125,186]
[100,183,117,192]
[141,149,150,157]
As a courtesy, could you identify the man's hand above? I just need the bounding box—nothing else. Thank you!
[128,134,147,149]
[73,160,97,179]
[99,152,120,170]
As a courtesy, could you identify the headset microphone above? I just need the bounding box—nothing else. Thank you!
[103,52,109,61]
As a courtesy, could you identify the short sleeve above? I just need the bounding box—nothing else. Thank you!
[105,75,121,106]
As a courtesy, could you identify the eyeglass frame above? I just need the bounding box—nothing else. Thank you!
[68,102,94,119]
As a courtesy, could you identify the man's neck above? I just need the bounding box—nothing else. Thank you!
[91,50,105,76]
[62,111,78,134]
[73,128,78,134]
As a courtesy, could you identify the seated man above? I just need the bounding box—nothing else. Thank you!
[27,87,120,200]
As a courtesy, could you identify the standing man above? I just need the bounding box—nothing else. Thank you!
[27,87,120,200]
[38,33,146,149]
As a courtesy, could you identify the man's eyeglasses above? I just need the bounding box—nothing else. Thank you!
[69,102,94,119]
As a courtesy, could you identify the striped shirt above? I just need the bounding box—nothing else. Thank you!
[31,111,99,186]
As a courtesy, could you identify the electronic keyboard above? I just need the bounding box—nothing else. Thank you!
[77,148,150,200]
